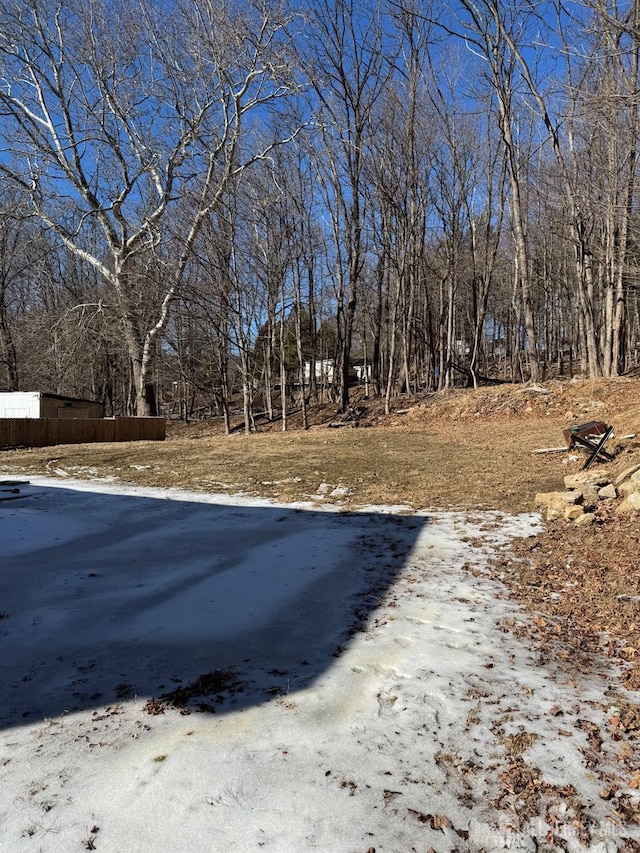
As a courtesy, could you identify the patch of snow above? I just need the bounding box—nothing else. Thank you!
[0,477,637,852]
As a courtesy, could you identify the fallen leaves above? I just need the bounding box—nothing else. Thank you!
[503,731,538,755]
[382,789,402,803]
[504,506,640,688]
[143,698,165,716]
[407,809,455,832]
[143,670,244,716]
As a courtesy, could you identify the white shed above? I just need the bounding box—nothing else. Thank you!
[0,392,104,419]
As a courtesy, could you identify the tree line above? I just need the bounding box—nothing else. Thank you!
[1,0,639,428]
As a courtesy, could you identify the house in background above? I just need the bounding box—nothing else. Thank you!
[0,391,104,419]
[351,360,372,383]
[303,359,335,385]
[302,359,363,386]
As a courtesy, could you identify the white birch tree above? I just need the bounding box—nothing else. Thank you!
[0,0,299,414]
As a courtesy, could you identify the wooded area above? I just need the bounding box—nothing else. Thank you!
[1,0,639,430]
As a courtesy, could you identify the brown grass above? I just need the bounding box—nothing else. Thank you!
[0,420,567,512]
[2,378,638,514]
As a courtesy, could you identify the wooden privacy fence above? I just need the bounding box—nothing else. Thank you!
[0,417,166,448]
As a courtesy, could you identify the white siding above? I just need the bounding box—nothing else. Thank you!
[0,392,41,418]
[303,360,334,383]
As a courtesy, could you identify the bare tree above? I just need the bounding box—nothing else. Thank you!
[366,4,436,408]
[0,190,31,389]
[0,0,299,414]
[455,0,541,381]
[581,0,640,375]
[302,0,394,411]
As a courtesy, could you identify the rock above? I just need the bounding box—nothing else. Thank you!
[580,486,600,511]
[618,480,640,497]
[575,512,596,527]
[598,483,617,500]
[616,492,640,515]
[535,490,581,508]
[564,505,584,520]
[614,463,640,486]
[533,492,556,509]
[547,501,566,521]
[564,470,611,490]
[329,486,352,499]
[537,492,582,520]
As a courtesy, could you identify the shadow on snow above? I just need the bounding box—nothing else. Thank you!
[0,483,428,729]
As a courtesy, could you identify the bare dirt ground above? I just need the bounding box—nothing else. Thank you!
[2,377,640,839]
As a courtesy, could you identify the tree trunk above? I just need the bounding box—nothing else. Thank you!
[496,99,539,383]
[0,306,19,390]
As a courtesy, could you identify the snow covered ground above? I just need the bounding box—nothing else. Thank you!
[0,477,638,852]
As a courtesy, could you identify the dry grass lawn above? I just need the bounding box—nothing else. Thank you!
[4,377,639,513]
[0,423,565,512]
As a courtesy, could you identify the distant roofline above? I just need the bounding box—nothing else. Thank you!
[0,391,102,406]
